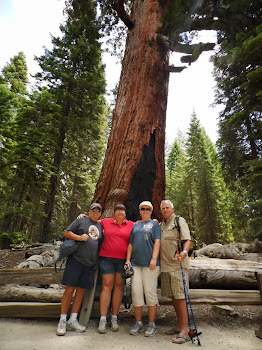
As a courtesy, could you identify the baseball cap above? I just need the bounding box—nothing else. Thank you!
[89,203,102,211]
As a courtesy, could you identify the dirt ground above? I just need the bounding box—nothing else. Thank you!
[0,250,262,350]
[0,303,261,350]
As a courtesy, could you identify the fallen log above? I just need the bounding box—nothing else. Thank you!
[17,250,59,269]
[1,257,261,289]
[0,267,63,285]
[0,289,261,318]
[158,289,262,305]
[0,285,64,302]
[196,240,262,260]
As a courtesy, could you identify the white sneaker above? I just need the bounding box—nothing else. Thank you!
[67,319,86,333]
[98,318,107,334]
[56,319,66,336]
[144,323,156,337]
[130,322,143,335]
[111,318,119,332]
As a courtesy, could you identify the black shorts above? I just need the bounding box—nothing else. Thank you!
[62,256,94,289]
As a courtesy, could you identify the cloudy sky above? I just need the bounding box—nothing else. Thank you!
[0,0,222,145]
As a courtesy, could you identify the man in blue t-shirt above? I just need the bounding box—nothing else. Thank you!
[56,203,103,336]
[125,201,161,337]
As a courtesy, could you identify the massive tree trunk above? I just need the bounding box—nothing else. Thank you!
[93,0,169,220]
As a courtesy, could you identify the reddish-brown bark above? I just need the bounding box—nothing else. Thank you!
[93,0,169,220]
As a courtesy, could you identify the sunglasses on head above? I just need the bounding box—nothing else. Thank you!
[140,208,151,211]
[91,208,101,212]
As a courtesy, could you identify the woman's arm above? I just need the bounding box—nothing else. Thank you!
[150,239,160,270]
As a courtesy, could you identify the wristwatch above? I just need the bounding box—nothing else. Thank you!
[182,250,188,256]
[152,256,157,260]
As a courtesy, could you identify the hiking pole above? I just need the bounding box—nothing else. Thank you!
[172,241,202,346]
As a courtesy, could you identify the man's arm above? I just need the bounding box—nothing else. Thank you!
[64,230,89,241]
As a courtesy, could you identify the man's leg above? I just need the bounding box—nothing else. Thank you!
[56,286,75,336]
[172,297,189,336]
[71,287,85,313]
[61,286,75,314]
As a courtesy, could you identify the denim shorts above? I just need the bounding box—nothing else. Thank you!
[99,256,125,275]
[62,256,94,289]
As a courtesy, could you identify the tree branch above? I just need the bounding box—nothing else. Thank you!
[112,0,134,30]
[180,42,215,65]
[166,65,187,73]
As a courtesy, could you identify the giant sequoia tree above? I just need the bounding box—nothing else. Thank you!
[93,0,217,220]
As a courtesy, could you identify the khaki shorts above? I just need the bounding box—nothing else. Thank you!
[131,266,160,307]
[161,270,189,299]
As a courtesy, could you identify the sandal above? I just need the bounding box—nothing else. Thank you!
[165,327,180,335]
[172,334,190,344]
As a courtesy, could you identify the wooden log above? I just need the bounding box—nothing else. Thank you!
[0,285,64,302]
[0,267,63,285]
[255,272,262,302]
[189,257,262,272]
[79,269,99,326]
[158,289,262,305]
[17,250,58,268]
[1,257,261,289]
[0,302,63,318]
[0,289,261,318]
[189,270,258,289]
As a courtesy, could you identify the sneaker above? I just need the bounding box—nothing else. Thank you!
[111,318,119,332]
[130,322,143,335]
[98,319,107,334]
[56,319,66,336]
[144,323,156,337]
[67,319,86,333]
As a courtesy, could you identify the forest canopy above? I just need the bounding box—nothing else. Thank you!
[0,0,261,246]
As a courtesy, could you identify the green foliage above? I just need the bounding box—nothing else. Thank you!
[166,113,234,244]
[0,0,108,242]
[212,3,262,241]
[0,231,28,248]
[1,52,28,95]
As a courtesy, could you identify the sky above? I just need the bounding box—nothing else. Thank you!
[0,0,222,145]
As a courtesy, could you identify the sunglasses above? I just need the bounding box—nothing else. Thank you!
[140,208,151,211]
[91,208,101,212]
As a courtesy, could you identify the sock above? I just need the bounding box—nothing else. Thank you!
[137,321,142,325]
[148,322,155,326]
[68,313,78,322]
[111,315,117,320]
[60,314,67,321]
[100,316,106,321]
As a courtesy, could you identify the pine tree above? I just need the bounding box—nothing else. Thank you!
[166,113,233,244]
[35,0,107,241]
[212,2,262,240]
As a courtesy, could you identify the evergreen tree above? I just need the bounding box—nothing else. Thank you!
[35,0,107,241]
[212,2,262,240]
[0,88,61,242]
[166,113,233,244]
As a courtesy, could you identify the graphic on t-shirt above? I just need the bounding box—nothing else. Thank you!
[88,225,100,240]
[143,223,153,240]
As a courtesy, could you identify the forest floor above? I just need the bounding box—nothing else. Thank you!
[0,249,262,350]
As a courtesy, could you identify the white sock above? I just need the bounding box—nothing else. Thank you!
[100,316,106,321]
[137,321,142,325]
[60,314,67,321]
[111,315,117,320]
[69,313,78,322]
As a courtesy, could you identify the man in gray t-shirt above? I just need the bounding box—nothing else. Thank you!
[56,203,102,337]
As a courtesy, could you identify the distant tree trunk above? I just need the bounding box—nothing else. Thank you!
[93,0,169,221]
[40,125,66,242]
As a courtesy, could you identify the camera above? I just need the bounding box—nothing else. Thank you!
[122,264,134,279]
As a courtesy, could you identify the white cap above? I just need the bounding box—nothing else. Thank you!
[139,201,153,211]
